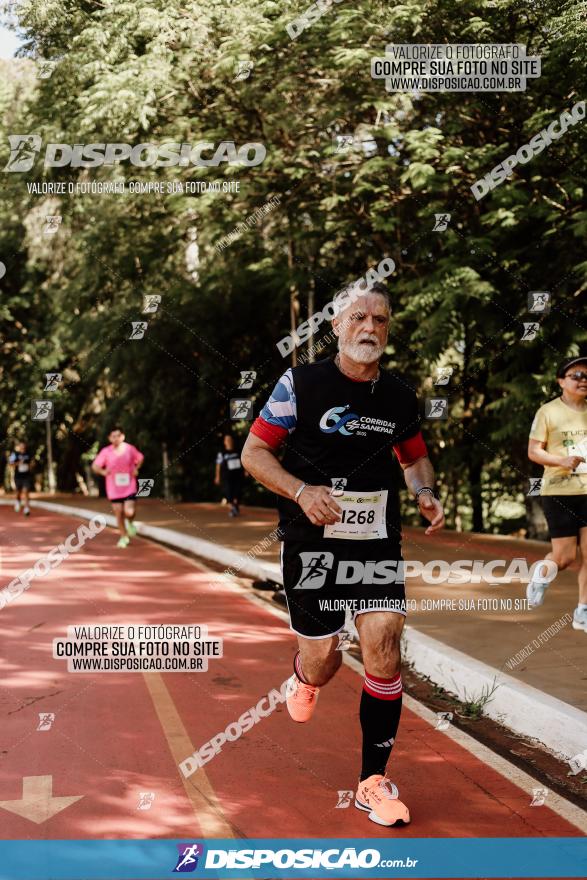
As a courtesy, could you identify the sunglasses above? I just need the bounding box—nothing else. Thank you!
[565,371,587,381]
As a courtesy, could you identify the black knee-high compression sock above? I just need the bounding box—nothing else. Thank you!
[359,671,402,781]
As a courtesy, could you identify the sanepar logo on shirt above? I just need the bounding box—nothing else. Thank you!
[319,405,396,437]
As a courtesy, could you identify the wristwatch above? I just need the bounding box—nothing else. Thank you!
[415,486,436,501]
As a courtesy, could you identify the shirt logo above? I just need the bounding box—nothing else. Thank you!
[319,406,396,437]
[319,405,358,435]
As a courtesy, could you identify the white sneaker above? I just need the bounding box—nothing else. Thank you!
[14,502,21,513]
[23,507,31,517]
[572,607,587,632]
[526,578,549,608]
[526,561,554,608]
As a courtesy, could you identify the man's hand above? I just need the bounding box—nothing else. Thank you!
[297,485,343,526]
[558,455,586,471]
[418,492,445,535]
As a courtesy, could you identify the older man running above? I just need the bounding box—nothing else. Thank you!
[242,281,445,828]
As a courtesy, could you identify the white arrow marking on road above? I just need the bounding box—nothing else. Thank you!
[0,776,83,824]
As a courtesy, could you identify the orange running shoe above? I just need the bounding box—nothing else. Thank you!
[355,775,410,827]
[286,674,319,722]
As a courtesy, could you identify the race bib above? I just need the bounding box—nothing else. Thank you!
[17,463,29,473]
[323,490,388,540]
[226,458,241,470]
[114,472,131,487]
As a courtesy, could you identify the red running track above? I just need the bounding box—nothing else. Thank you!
[0,505,583,850]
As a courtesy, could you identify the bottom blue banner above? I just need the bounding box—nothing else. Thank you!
[0,838,585,879]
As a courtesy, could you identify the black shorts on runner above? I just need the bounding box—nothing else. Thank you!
[109,493,137,505]
[281,539,406,639]
[14,476,32,491]
[542,495,587,539]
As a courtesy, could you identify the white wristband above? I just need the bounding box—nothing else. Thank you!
[294,482,307,503]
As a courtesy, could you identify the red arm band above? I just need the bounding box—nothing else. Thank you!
[392,431,428,465]
[250,417,288,450]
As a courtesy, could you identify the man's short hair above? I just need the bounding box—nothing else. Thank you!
[332,280,390,315]
[109,424,124,434]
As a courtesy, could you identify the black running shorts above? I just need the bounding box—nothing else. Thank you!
[542,494,587,539]
[281,538,406,639]
[14,475,32,491]
[110,493,137,504]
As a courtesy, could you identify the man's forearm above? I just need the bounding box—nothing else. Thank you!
[402,456,436,497]
[242,448,303,501]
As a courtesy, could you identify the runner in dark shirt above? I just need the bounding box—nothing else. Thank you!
[215,434,244,517]
[242,280,445,827]
[9,441,34,516]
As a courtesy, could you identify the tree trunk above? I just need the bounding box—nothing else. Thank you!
[469,458,484,532]
[287,223,300,368]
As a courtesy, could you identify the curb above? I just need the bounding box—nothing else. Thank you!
[10,499,587,762]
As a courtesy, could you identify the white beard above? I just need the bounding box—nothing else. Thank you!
[338,336,384,364]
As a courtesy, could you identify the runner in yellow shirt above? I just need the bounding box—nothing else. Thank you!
[527,356,587,630]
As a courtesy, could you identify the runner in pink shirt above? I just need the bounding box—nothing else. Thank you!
[92,426,144,548]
